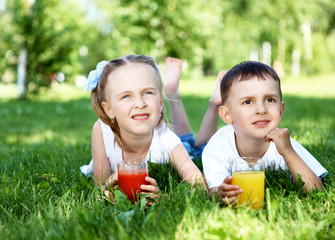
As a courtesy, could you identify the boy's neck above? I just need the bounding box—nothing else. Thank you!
[234,134,270,158]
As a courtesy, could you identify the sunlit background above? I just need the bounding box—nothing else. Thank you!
[1,0,335,98]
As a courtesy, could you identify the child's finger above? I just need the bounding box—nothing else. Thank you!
[219,189,242,200]
[140,184,160,193]
[106,172,118,189]
[218,182,240,192]
[141,192,160,200]
[223,176,233,184]
[222,195,238,206]
[145,176,158,187]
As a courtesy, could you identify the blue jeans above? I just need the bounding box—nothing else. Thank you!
[179,132,207,159]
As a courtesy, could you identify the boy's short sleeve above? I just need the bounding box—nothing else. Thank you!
[291,138,328,178]
[202,125,238,189]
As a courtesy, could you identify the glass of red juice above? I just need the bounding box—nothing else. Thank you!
[117,159,149,203]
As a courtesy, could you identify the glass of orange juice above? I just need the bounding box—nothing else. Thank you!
[231,157,265,209]
[117,159,149,203]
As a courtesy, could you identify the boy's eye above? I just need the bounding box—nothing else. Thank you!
[243,100,252,105]
[266,98,276,103]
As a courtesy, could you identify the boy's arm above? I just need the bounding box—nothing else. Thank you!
[266,128,323,192]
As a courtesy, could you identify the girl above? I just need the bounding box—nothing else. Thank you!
[81,54,206,201]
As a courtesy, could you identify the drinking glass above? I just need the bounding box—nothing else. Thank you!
[231,157,265,209]
[117,159,149,203]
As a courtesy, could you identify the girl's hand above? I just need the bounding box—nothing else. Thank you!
[215,176,243,206]
[140,176,161,205]
[105,171,118,190]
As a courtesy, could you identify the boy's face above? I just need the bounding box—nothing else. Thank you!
[219,76,285,141]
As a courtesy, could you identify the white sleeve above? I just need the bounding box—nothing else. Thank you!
[291,138,328,178]
[149,125,182,164]
[160,127,182,152]
[202,132,232,189]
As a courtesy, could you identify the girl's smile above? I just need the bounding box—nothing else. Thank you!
[132,113,150,121]
[103,63,163,139]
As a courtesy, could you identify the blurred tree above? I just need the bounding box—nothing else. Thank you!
[94,0,209,71]
[209,0,335,75]
[89,0,335,76]
[1,0,86,98]
[1,0,335,97]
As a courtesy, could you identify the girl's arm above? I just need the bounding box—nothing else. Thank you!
[92,121,112,187]
[169,143,207,188]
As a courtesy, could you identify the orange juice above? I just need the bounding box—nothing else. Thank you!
[232,171,265,209]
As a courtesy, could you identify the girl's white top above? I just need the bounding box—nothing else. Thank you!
[80,119,181,177]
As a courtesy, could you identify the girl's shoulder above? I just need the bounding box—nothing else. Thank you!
[154,123,178,139]
[98,119,114,135]
[152,123,181,146]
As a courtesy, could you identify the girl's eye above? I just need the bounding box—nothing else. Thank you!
[243,100,252,105]
[144,91,154,96]
[122,95,130,99]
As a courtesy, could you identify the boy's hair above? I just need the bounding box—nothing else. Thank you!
[220,61,282,104]
[91,54,167,152]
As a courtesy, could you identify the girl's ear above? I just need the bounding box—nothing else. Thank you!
[101,101,115,119]
[219,105,232,125]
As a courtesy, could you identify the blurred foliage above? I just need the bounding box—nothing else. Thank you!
[0,0,88,97]
[0,0,335,98]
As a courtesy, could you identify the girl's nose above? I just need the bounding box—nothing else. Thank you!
[134,97,147,108]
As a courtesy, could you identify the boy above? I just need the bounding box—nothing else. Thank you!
[202,61,328,205]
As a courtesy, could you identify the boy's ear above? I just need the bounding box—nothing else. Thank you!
[279,101,285,120]
[101,101,115,119]
[219,105,232,125]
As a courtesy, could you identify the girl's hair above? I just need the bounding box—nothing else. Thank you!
[91,54,167,152]
[220,61,282,104]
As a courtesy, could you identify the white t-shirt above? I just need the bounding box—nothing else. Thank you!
[80,119,181,176]
[202,125,328,189]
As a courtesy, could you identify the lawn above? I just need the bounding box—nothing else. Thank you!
[0,73,334,239]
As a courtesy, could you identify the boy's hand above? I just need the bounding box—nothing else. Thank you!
[140,176,161,205]
[217,176,243,205]
[265,128,295,157]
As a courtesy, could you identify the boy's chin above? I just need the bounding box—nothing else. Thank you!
[253,134,268,141]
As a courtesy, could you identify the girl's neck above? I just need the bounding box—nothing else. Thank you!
[235,134,270,158]
[121,131,153,160]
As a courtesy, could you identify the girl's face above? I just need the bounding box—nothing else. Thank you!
[102,63,163,139]
[219,76,284,141]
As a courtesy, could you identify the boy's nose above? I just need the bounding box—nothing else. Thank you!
[256,102,267,115]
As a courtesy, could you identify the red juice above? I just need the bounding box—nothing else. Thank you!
[118,169,148,203]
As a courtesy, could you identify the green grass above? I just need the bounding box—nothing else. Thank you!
[0,73,335,239]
